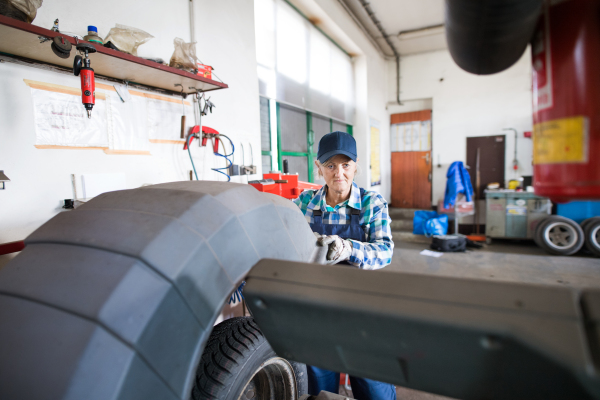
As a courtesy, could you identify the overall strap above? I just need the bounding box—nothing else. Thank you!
[349,188,366,226]
[312,209,323,225]
[349,207,361,225]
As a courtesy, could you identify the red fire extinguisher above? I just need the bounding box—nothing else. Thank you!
[531,0,600,202]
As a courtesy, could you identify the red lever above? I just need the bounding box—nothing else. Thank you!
[184,125,220,152]
[183,125,201,150]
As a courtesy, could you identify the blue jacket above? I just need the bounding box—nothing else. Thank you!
[444,161,474,208]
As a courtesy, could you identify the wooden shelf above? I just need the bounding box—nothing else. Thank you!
[0,15,228,95]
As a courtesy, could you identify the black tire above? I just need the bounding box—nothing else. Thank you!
[583,219,600,257]
[192,317,307,400]
[537,216,584,256]
[533,217,549,248]
[581,217,600,233]
[534,216,572,251]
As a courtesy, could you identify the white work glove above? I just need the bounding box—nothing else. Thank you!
[317,235,352,264]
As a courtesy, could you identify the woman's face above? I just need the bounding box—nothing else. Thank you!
[317,154,357,194]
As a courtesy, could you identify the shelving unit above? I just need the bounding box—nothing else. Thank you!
[0,15,228,95]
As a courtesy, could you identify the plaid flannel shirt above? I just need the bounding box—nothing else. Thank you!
[293,182,394,269]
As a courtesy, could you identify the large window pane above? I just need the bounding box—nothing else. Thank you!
[309,27,330,95]
[255,0,275,69]
[262,154,272,174]
[260,97,271,151]
[312,114,330,154]
[283,156,308,182]
[255,0,354,124]
[280,105,307,153]
[276,2,307,84]
[332,120,347,133]
[331,48,352,102]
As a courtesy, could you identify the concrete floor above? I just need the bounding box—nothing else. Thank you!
[387,237,600,289]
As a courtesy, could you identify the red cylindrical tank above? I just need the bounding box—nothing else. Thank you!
[532,0,600,202]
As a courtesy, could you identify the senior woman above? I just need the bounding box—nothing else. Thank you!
[292,131,395,400]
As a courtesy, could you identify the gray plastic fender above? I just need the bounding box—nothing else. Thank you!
[0,181,319,400]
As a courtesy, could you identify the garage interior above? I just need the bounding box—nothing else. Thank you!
[0,0,599,399]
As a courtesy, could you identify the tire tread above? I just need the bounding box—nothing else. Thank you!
[193,317,266,400]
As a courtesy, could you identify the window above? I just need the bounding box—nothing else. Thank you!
[254,0,354,123]
[255,0,355,181]
[260,97,353,182]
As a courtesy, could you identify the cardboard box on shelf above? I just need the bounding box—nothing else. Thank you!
[197,63,213,79]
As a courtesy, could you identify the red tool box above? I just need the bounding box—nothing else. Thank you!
[249,172,321,200]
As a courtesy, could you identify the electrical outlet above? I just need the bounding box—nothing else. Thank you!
[228,164,241,176]
[241,165,257,175]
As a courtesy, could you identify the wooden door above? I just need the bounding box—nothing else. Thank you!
[391,151,432,208]
[390,110,432,209]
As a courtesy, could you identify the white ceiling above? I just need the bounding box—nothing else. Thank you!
[371,0,444,33]
[340,0,447,57]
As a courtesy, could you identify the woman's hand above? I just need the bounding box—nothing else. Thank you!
[317,235,352,264]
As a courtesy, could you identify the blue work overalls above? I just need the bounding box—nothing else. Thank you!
[307,188,397,400]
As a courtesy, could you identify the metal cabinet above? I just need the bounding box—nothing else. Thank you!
[485,191,551,239]
[486,196,506,238]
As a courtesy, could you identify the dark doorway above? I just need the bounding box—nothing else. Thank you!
[466,135,506,198]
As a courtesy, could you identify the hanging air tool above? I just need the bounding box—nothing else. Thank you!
[73,43,97,119]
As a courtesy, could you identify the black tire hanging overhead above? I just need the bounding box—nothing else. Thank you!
[445,0,543,75]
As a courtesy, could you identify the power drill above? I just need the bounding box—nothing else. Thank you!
[73,43,97,118]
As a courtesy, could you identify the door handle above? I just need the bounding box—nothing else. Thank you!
[428,172,432,182]
[422,153,430,165]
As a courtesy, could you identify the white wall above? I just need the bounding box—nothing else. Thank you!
[387,48,534,206]
[0,0,261,250]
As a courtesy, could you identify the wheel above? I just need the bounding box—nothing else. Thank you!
[485,237,492,245]
[533,217,549,248]
[534,216,572,250]
[192,317,307,400]
[537,216,584,256]
[584,219,600,257]
[581,217,600,233]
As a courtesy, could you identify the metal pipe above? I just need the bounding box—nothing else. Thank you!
[357,0,402,105]
[189,0,196,43]
[397,24,445,40]
[335,0,387,59]
[503,128,519,176]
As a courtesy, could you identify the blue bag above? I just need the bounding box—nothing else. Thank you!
[413,211,448,237]
[444,161,474,209]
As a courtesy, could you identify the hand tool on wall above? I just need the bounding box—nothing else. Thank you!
[184,125,234,181]
[50,35,71,59]
[174,84,187,138]
[184,125,220,153]
[73,42,97,119]
[39,18,59,44]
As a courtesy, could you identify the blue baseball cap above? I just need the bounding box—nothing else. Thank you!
[317,131,357,163]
